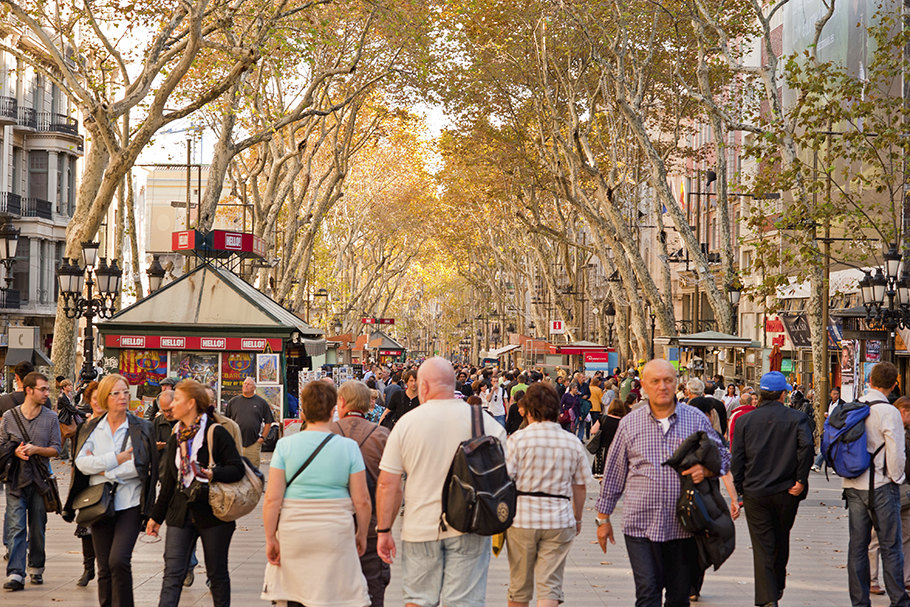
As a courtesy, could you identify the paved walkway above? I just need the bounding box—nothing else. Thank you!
[0,456,897,606]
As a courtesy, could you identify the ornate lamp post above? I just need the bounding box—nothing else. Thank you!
[858,244,910,362]
[56,242,122,382]
[146,255,166,294]
[727,282,742,334]
[604,303,616,347]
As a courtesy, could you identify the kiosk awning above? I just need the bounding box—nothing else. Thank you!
[4,348,53,367]
[655,330,757,348]
[488,344,521,358]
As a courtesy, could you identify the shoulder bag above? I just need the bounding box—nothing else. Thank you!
[11,407,64,515]
[72,417,130,526]
[206,422,265,522]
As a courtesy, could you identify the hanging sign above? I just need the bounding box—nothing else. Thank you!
[550,320,566,334]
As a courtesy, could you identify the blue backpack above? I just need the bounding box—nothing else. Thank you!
[821,400,888,479]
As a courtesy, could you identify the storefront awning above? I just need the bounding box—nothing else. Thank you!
[4,348,52,367]
[551,340,606,355]
[488,344,521,358]
[655,330,757,348]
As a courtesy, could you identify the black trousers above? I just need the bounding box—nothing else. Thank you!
[743,491,801,605]
[361,535,391,607]
[158,519,235,607]
[91,506,142,607]
[82,534,95,570]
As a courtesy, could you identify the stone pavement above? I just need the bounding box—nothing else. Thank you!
[0,455,898,606]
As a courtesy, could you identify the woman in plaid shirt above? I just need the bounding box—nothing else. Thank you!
[505,382,593,607]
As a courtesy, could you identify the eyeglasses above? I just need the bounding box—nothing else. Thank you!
[34,387,50,392]
[109,391,130,399]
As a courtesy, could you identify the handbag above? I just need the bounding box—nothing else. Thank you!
[72,419,131,526]
[10,407,62,515]
[206,422,265,522]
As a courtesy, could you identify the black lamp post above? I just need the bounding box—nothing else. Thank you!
[146,255,166,294]
[57,242,121,382]
[727,282,742,334]
[0,222,20,289]
[859,244,910,362]
[604,303,616,347]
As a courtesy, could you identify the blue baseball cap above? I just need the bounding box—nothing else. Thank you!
[759,371,792,392]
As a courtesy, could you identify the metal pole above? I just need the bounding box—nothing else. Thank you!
[819,136,831,417]
[80,269,96,382]
[186,139,192,229]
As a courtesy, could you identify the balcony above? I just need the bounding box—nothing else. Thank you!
[0,193,21,217]
[0,97,17,126]
[0,289,20,310]
[21,197,52,220]
[37,112,79,137]
[16,106,36,130]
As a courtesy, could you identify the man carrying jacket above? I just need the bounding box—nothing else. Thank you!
[732,371,813,607]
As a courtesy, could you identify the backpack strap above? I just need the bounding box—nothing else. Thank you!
[10,407,31,444]
[287,434,335,487]
[470,404,483,439]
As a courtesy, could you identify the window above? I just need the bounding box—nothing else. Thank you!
[68,156,76,215]
[50,84,59,116]
[56,155,64,213]
[12,236,29,302]
[11,148,21,196]
[742,249,753,271]
[29,151,48,200]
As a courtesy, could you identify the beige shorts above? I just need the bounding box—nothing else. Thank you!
[506,526,576,603]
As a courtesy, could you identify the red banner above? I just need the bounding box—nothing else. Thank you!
[584,352,611,363]
[106,335,283,351]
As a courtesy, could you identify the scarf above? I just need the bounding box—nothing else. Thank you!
[175,414,207,488]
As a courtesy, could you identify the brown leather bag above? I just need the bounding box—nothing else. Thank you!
[59,420,77,440]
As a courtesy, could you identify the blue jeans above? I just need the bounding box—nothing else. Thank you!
[493,415,506,428]
[4,483,46,582]
[401,534,492,607]
[575,419,586,442]
[159,520,235,607]
[845,483,910,607]
[814,451,825,468]
[624,535,695,607]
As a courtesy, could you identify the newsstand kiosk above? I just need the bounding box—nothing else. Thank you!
[97,230,323,427]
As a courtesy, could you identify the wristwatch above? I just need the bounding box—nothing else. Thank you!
[595,516,610,527]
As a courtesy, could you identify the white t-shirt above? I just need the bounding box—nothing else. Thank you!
[486,386,507,417]
[379,398,508,542]
[657,417,671,434]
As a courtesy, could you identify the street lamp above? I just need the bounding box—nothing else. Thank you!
[727,282,742,334]
[56,242,121,382]
[604,302,616,347]
[859,243,910,361]
[146,255,166,294]
[0,222,19,289]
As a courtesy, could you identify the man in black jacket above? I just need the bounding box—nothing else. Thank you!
[732,371,813,607]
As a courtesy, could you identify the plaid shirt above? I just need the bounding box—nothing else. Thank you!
[507,421,593,529]
[596,403,730,542]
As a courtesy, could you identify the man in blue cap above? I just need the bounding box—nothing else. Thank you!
[731,371,814,607]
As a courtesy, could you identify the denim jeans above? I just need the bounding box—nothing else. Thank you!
[158,520,235,607]
[401,534,492,607]
[845,483,910,607]
[493,414,506,428]
[4,483,46,582]
[624,535,696,607]
[575,419,586,442]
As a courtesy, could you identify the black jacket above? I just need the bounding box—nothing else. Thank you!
[731,400,813,499]
[664,431,735,571]
[150,419,244,529]
[63,412,159,522]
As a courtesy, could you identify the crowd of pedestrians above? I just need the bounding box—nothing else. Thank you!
[4,354,910,607]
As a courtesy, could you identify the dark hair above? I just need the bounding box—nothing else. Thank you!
[466,395,483,406]
[83,381,100,405]
[301,381,337,422]
[23,372,47,391]
[704,382,716,396]
[522,382,560,422]
[608,397,631,417]
[403,369,418,384]
[175,379,210,415]
[366,378,377,389]
[759,389,783,403]
[14,361,34,381]
[624,393,638,406]
[471,380,484,393]
[870,362,899,391]
[513,390,525,402]
[591,376,602,388]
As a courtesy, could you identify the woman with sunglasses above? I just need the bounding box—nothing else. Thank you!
[66,374,157,607]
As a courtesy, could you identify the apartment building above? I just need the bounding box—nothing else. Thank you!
[0,39,84,362]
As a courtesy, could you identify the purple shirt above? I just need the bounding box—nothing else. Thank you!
[596,402,730,542]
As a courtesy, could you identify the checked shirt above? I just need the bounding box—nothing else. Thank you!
[507,421,593,529]
[595,403,730,542]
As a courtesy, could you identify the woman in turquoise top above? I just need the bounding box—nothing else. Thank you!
[261,381,371,607]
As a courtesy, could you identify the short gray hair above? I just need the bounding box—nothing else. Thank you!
[687,378,705,396]
[569,382,580,391]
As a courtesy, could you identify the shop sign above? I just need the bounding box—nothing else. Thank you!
[584,352,610,363]
[172,230,202,251]
[780,313,812,349]
[378,318,395,325]
[379,350,401,355]
[106,335,283,351]
[765,317,785,332]
[361,317,377,324]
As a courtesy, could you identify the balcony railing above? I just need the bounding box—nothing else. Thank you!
[0,192,21,217]
[0,289,20,310]
[0,96,17,122]
[17,107,36,130]
[37,112,79,136]
[21,197,52,220]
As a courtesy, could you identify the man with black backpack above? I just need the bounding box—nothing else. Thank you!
[840,362,910,607]
[376,357,507,607]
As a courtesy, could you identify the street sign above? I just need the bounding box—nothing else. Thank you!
[378,318,395,325]
[361,318,377,324]
[550,320,566,334]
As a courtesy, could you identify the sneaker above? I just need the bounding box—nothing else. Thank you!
[811,465,821,472]
[30,574,42,585]
[3,579,23,591]
[183,570,194,587]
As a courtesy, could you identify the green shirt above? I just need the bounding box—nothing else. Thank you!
[511,383,529,398]
[619,378,633,401]
[271,431,365,500]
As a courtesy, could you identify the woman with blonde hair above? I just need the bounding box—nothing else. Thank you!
[146,380,245,607]
[262,380,371,607]
[66,375,157,607]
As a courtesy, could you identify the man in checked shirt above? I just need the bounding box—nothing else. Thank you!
[596,359,730,607]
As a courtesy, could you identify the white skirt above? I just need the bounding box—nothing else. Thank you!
[261,497,370,607]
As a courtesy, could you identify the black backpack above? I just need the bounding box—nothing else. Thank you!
[440,405,516,536]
